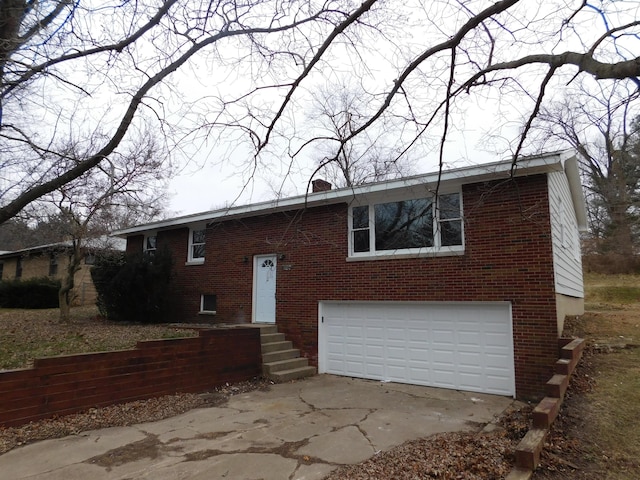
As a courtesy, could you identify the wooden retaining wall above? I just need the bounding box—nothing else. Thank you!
[506,337,586,480]
[0,327,261,428]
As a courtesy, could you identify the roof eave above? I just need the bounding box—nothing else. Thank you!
[114,151,570,237]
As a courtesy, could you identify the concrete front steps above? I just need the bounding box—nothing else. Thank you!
[259,325,316,382]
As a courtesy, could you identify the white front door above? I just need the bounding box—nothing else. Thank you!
[254,254,277,323]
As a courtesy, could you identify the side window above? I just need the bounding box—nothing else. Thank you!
[15,257,22,278]
[144,234,157,256]
[188,228,206,263]
[351,206,370,253]
[438,193,462,247]
[49,253,58,276]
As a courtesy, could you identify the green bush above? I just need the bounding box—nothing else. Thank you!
[90,251,125,318]
[91,249,174,323]
[0,277,60,309]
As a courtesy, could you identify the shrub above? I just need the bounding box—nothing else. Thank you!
[0,277,60,309]
[583,254,640,274]
[90,251,125,318]
[91,249,174,323]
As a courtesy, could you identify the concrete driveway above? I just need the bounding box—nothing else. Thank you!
[0,375,515,479]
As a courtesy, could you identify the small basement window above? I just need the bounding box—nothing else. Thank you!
[200,294,217,314]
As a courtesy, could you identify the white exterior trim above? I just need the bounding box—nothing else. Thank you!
[114,150,585,237]
[186,225,206,264]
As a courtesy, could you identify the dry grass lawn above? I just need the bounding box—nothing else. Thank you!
[534,273,640,479]
[0,305,197,371]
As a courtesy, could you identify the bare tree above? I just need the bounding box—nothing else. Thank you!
[1,0,639,222]
[0,0,354,222]
[309,83,415,187]
[263,0,640,184]
[533,81,640,256]
[43,132,169,322]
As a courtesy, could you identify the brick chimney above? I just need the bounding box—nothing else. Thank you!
[312,179,332,193]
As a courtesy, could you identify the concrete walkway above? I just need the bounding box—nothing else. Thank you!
[0,375,515,479]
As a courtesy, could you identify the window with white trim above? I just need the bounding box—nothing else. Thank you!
[349,192,463,257]
[200,294,216,314]
[188,227,206,263]
[144,234,157,256]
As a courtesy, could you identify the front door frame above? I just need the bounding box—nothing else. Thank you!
[252,254,277,323]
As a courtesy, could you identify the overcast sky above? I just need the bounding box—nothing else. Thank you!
[160,0,625,218]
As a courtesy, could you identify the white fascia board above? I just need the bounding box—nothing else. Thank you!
[559,152,589,232]
[114,151,570,237]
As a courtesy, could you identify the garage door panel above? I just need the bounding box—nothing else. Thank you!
[345,343,364,356]
[320,302,514,396]
[458,351,481,364]
[364,363,384,378]
[387,346,406,358]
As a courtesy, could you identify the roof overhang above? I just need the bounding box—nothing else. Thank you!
[113,150,588,237]
[0,237,126,259]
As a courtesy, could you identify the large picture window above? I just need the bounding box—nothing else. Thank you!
[375,198,433,251]
[350,192,463,257]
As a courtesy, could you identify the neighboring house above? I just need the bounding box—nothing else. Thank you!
[0,237,126,306]
[114,150,587,400]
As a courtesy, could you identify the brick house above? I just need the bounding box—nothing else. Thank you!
[115,151,587,399]
[0,238,125,306]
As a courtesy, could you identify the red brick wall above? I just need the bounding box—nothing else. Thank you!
[126,235,144,254]
[0,328,261,427]
[127,175,558,399]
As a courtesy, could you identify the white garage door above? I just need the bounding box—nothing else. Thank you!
[319,302,514,396]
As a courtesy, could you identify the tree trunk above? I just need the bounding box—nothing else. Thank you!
[59,248,82,322]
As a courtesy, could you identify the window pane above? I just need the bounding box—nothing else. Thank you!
[353,230,370,252]
[192,244,205,259]
[439,193,460,219]
[146,236,157,250]
[192,229,206,244]
[375,199,433,250]
[352,206,369,229]
[441,220,462,246]
[202,294,216,312]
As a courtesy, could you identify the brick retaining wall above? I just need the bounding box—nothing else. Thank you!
[0,327,261,428]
